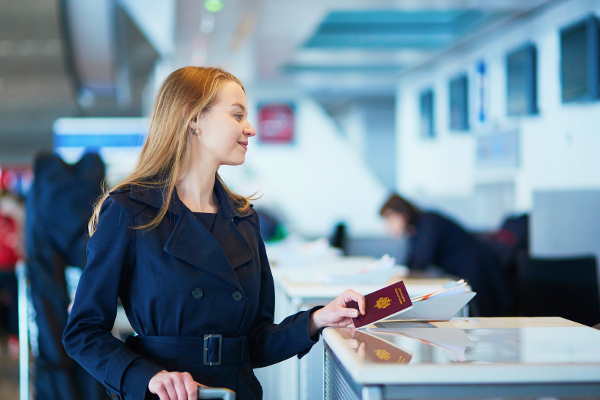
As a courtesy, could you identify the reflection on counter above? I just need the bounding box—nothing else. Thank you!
[368,321,476,362]
[336,328,413,365]
[331,320,600,367]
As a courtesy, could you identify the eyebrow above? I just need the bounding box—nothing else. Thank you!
[231,103,247,112]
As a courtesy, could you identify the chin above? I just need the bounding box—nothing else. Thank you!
[224,157,245,166]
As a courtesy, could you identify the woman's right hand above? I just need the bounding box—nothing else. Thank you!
[148,370,207,400]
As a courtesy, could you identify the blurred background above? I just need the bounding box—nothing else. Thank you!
[2,0,600,398]
[2,0,600,244]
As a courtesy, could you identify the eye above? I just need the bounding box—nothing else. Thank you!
[234,114,243,121]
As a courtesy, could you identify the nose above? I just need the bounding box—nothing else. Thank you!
[243,122,256,137]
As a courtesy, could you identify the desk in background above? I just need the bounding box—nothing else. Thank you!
[323,317,600,399]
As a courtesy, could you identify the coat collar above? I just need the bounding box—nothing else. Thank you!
[129,177,254,288]
[128,177,253,219]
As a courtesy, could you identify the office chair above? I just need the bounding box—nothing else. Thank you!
[516,253,600,326]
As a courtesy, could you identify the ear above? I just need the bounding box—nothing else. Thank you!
[182,105,199,131]
[187,116,198,131]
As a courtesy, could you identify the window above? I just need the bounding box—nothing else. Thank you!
[560,15,600,103]
[420,89,434,138]
[507,44,538,115]
[449,74,469,131]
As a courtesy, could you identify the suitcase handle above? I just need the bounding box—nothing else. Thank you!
[197,387,235,400]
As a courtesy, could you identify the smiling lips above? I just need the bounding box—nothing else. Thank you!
[238,141,248,150]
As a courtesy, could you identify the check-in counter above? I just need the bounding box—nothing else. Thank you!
[322,317,600,399]
[255,257,468,400]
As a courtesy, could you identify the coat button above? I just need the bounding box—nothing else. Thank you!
[192,288,203,299]
[232,291,243,301]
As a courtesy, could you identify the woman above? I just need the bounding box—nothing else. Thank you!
[62,67,365,400]
[380,194,514,317]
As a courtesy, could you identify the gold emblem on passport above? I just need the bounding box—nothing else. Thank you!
[375,297,392,309]
[375,349,391,360]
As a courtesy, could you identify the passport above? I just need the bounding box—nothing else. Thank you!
[346,281,413,328]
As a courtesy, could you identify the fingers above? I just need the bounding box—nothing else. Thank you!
[183,373,197,400]
[154,386,169,400]
[329,317,353,328]
[341,290,366,315]
[173,375,188,400]
[341,306,359,319]
[164,379,177,400]
[149,371,202,400]
[357,341,366,360]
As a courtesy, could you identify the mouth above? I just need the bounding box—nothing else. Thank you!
[238,141,248,150]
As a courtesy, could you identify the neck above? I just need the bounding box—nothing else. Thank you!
[176,156,219,213]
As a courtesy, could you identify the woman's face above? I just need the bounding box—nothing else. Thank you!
[383,210,408,238]
[194,81,256,166]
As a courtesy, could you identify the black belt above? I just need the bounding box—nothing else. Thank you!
[125,334,249,366]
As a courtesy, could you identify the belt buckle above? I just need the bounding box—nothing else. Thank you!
[203,334,222,366]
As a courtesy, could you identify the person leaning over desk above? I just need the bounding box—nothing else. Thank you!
[380,194,514,317]
[62,67,366,400]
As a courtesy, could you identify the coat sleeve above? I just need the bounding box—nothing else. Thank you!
[246,212,322,368]
[62,195,163,400]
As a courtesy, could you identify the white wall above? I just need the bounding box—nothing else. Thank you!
[396,0,600,229]
[219,88,388,238]
[119,0,176,56]
[330,97,396,191]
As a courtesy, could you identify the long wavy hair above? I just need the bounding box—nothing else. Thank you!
[89,66,253,235]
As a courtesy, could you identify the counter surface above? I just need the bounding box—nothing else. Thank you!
[323,317,600,385]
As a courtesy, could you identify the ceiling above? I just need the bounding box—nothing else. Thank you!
[176,0,558,101]
[0,0,558,163]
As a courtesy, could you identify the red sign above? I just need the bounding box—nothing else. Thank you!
[258,103,295,144]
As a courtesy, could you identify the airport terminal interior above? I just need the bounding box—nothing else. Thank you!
[1,0,600,399]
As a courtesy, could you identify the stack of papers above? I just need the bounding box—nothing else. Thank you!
[388,280,476,321]
[410,279,469,302]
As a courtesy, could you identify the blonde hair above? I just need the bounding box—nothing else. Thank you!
[89,66,253,235]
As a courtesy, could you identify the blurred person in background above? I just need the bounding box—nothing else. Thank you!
[0,190,25,359]
[26,152,107,400]
[62,66,365,400]
[380,193,515,317]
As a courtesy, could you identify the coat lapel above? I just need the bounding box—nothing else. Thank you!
[130,178,254,287]
[164,209,242,288]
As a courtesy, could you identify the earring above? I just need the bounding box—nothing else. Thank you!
[194,128,199,136]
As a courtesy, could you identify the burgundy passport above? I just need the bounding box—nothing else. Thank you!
[346,281,413,328]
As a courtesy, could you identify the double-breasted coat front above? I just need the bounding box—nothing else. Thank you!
[62,179,321,400]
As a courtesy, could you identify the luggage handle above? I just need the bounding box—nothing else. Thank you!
[197,387,235,400]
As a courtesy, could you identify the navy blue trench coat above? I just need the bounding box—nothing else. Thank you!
[62,179,321,400]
